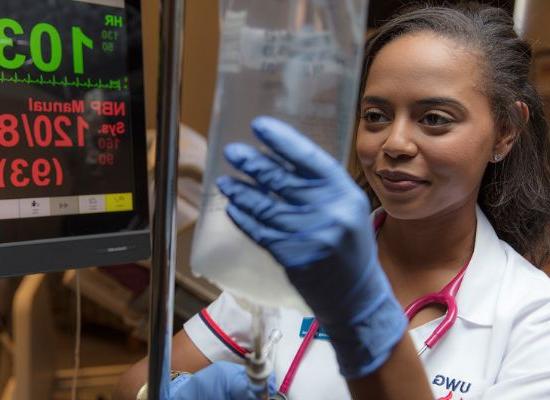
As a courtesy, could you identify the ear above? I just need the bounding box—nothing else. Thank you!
[491,101,529,163]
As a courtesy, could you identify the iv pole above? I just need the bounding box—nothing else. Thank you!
[148,0,185,398]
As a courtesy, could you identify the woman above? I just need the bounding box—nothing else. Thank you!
[117,3,550,399]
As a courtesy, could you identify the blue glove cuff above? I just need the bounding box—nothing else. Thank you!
[169,372,193,396]
[323,293,408,379]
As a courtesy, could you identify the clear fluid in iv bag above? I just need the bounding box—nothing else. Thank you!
[191,0,368,312]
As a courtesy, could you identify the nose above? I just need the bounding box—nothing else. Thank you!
[382,116,418,160]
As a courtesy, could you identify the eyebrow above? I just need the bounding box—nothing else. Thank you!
[361,96,468,114]
[361,96,391,108]
[416,97,468,114]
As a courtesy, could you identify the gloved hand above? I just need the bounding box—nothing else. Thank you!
[171,361,276,400]
[217,116,408,378]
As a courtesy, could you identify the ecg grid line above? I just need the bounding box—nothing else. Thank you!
[0,72,129,91]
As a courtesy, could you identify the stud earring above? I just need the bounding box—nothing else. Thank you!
[493,153,503,162]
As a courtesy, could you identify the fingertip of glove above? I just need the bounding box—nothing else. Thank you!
[251,115,275,130]
[224,142,251,165]
[216,175,232,193]
[225,203,240,220]
[225,203,252,237]
[251,116,286,139]
[225,203,256,234]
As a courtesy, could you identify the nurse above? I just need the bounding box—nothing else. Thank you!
[116,3,550,399]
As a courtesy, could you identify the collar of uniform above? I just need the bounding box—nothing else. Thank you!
[371,205,505,327]
[454,205,505,326]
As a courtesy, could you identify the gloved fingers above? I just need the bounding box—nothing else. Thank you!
[223,142,328,204]
[217,176,321,232]
[226,203,289,249]
[251,116,342,179]
[225,364,278,400]
[173,361,248,399]
[269,237,331,269]
[209,362,249,400]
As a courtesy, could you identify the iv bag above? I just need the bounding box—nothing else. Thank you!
[191,0,368,312]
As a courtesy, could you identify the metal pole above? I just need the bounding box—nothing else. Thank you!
[148,0,185,398]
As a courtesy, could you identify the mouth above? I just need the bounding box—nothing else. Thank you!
[376,170,429,193]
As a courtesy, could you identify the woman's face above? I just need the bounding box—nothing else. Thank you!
[356,32,498,220]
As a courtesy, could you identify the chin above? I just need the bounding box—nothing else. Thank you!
[379,203,429,220]
[375,195,435,221]
[380,195,474,222]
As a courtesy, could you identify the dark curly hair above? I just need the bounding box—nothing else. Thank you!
[349,2,550,268]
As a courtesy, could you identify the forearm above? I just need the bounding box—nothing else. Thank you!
[113,357,149,400]
[346,334,432,400]
[113,330,211,400]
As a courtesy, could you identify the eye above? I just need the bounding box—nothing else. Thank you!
[362,108,390,124]
[420,112,453,126]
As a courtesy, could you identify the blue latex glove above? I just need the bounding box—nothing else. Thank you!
[170,361,276,400]
[216,116,408,378]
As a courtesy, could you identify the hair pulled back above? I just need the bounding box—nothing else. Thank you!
[351,2,550,267]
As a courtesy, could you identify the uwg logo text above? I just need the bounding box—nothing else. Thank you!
[433,374,472,394]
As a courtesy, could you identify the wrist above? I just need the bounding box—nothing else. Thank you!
[323,294,408,379]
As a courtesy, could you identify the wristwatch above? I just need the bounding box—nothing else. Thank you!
[136,371,192,400]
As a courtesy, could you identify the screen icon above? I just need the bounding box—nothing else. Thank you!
[79,195,106,214]
[51,197,79,216]
[105,192,133,212]
[20,198,51,218]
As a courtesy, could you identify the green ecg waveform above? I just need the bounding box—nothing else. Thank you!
[0,72,129,91]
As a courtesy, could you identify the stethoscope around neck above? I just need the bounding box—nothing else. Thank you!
[404,260,470,356]
[270,210,472,399]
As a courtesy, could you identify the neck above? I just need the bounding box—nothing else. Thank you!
[377,200,477,277]
[377,199,478,326]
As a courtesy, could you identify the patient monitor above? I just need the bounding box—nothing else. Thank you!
[0,0,150,275]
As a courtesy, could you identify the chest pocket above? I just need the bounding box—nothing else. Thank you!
[431,374,488,399]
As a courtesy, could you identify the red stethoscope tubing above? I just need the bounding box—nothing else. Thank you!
[276,210,471,396]
[277,319,319,395]
[404,258,470,355]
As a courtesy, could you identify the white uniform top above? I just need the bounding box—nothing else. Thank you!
[184,207,550,399]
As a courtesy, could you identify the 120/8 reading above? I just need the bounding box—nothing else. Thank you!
[0,114,89,148]
[0,158,62,188]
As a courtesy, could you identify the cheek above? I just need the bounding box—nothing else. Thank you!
[422,136,491,196]
[355,131,379,168]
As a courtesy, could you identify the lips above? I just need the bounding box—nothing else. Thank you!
[376,170,428,193]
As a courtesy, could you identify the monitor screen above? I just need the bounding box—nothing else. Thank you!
[0,0,150,275]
